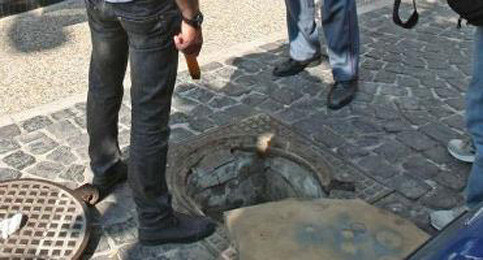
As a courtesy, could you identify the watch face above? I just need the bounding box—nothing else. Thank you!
[196,13,204,25]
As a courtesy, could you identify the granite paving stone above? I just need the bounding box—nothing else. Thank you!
[74,116,87,129]
[433,170,467,191]
[175,83,197,93]
[0,139,20,155]
[208,96,238,109]
[47,146,77,165]
[419,185,464,210]
[169,111,189,125]
[357,155,398,181]
[312,127,345,148]
[241,93,268,107]
[172,95,200,113]
[256,99,284,115]
[274,108,307,125]
[396,131,438,152]
[219,82,251,97]
[201,61,224,72]
[402,155,441,180]
[426,104,455,119]
[270,86,303,105]
[402,111,437,126]
[187,87,216,103]
[47,120,82,140]
[442,114,465,131]
[0,167,22,181]
[374,193,432,232]
[233,75,258,87]
[190,105,214,119]
[384,173,432,200]
[419,123,461,144]
[51,109,76,121]
[374,139,413,163]
[75,147,90,161]
[170,127,195,143]
[423,145,457,165]
[188,116,217,132]
[337,143,370,159]
[66,133,89,149]
[104,217,138,245]
[382,119,414,133]
[75,102,87,112]
[27,161,65,180]
[2,151,36,170]
[26,133,59,155]
[21,116,53,132]
[17,131,44,144]
[59,164,86,183]
[374,105,399,120]
[0,124,21,139]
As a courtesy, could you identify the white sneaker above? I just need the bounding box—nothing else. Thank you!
[448,139,476,163]
[430,207,468,231]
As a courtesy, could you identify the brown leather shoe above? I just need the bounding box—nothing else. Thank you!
[327,80,358,110]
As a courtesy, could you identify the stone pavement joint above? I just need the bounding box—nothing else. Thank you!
[0,1,473,258]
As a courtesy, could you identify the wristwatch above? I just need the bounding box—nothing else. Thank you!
[182,11,204,28]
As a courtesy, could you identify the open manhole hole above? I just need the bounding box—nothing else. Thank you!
[167,114,336,221]
[0,179,89,259]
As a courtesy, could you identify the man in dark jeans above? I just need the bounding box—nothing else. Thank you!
[83,0,215,245]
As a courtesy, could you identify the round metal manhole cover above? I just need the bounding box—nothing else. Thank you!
[0,179,90,259]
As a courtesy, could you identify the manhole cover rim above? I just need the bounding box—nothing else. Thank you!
[168,129,333,217]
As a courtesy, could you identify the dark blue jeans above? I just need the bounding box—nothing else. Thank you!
[466,26,483,208]
[85,0,181,229]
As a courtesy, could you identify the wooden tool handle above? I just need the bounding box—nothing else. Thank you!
[185,54,201,80]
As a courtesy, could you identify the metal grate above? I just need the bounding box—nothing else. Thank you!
[0,179,90,260]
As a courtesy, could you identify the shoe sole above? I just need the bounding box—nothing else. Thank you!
[139,225,216,246]
[448,146,475,163]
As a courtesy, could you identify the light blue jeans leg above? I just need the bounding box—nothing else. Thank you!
[466,26,483,208]
[284,0,321,61]
[321,0,359,82]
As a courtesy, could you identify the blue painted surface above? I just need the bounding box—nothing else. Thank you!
[428,216,483,260]
[294,212,405,260]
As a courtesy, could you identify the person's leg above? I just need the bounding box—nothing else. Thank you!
[273,0,323,77]
[322,0,359,109]
[86,0,129,185]
[285,0,321,61]
[114,0,215,244]
[465,26,483,208]
[430,26,483,230]
[321,0,359,82]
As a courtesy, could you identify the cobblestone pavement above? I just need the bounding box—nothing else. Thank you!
[0,1,475,259]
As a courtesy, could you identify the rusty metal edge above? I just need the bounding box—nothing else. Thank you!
[168,134,333,219]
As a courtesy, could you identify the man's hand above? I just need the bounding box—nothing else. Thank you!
[174,21,203,56]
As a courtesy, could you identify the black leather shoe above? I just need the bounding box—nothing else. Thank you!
[273,55,323,77]
[327,80,358,110]
[139,212,217,246]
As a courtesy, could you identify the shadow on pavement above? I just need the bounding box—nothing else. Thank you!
[7,0,87,53]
